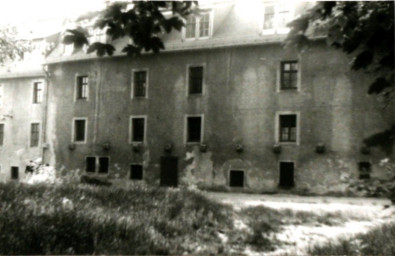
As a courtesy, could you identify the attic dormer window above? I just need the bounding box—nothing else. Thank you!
[263,3,292,34]
[88,27,109,44]
[185,12,211,39]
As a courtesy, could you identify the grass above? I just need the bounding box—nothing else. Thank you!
[308,222,395,255]
[0,183,234,255]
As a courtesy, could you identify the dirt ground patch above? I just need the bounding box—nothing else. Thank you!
[208,192,394,255]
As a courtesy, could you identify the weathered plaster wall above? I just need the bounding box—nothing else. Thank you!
[0,76,46,181]
[47,41,394,192]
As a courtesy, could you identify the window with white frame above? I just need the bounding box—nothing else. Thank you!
[86,156,109,174]
[280,61,298,90]
[279,114,297,142]
[132,70,148,98]
[88,27,108,44]
[73,118,87,143]
[130,116,146,143]
[263,3,293,34]
[33,82,43,104]
[188,66,204,95]
[186,115,203,143]
[30,123,40,147]
[185,12,211,39]
[76,75,89,100]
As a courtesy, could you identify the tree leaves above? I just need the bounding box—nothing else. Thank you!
[368,77,391,95]
[62,28,89,50]
[352,50,373,70]
[87,43,115,57]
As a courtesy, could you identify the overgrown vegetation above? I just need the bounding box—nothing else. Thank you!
[0,183,233,255]
[309,222,395,255]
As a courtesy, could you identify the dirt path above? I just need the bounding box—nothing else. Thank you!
[208,192,394,255]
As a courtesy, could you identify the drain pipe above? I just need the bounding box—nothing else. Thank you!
[41,64,50,164]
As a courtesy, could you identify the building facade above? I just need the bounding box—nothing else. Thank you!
[1,1,394,193]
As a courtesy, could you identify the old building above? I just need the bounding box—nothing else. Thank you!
[1,1,393,193]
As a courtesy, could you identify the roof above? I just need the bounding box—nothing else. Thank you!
[46,1,316,64]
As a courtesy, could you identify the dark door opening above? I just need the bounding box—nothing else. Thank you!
[160,156,178,187]
[11,167,19,180]
[229,170,244,187]
[279,162,294,188]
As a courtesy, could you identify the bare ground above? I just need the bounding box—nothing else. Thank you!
[208,192,395,255]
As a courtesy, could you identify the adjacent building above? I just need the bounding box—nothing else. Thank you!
[1,1,393,193]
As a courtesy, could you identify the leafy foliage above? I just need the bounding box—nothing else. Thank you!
[286,1,395,153]
[0,26,32,64]
[63,1,197,57]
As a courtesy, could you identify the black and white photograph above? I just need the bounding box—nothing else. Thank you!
[0,0,394,255]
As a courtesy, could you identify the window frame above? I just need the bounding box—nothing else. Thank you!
[29,122,41,148]
[262,3,293,35]
[275,112,300,145]
[185,114,204,144]
[186,64,206,96]
[131,69,149,99]
[72,117,88,144]
[129,115,147,144]
[85,156,110,174]
[32,80,44,104]
[183,11,213,40]
[277,59,301,92]
[75,74,89,101]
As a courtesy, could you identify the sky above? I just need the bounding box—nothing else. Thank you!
[0,0,106,26]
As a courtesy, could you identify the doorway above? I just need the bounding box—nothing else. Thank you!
[160,156,178,187]
[279,162,294,188]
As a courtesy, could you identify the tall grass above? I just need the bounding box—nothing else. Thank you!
[309,222,395,255]
[0,183,233,255]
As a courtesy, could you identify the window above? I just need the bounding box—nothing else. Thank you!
[88,27,108,44]
[30,123,40,147]
[0,84,3,106]
[130,164,143,180]
[229,170,244,187]
[132,70,148,98]
[76,76,89,100]
[0,123,4,146]
[33,82,43,103]
[281,61,298,90]
[186,116,203,143]
[73,118,87,143]
[85,156,109,174]
[185,12,211,39]
[279,114,297,142]
[188,66,204,95]
[11,167,19,180]
[130,116,146,143]
[358,162,371,180]
[263,3,292,34]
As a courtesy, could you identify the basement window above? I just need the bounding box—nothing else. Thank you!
[11,166,19,180]
[358,162,371,180]
[229,170,244,187]
[30,123,40,147]
[188,66,204,95]
[186,116,203,143]
[33,82,43,103]
[76,76,89,100]
[130,164,143,180]
[86,156,109,174]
